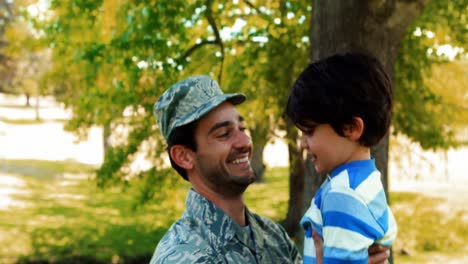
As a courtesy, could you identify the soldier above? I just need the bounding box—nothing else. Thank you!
[150,75,389,264]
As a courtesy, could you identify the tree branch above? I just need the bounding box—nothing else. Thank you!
[242,0,272,22]
[205,0,224,84]
[386,0,431,40]
[176,39,219,64]
[242,0,258,12]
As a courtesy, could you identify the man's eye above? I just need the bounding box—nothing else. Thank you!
[217,131,229,138]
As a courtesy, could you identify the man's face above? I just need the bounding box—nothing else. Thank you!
[192,102,255,196]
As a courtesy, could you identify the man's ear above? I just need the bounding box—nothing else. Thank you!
[344,117,365,142]
[169,145,195,170]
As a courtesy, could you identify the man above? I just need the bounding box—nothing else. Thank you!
[150,75,389,263]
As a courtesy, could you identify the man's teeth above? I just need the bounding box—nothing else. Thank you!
[232,156,249,164]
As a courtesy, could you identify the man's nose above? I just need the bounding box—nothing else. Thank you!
[233,130,252,148]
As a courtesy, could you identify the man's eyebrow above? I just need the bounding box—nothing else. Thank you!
[207,116,244,135]
[208,121,232,135]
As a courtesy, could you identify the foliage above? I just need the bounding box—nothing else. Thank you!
[39,0,201,186]
[426,61,468,128]
[0,0,14,91]
[393,0,467,149]
[8,0,466,196]
[29,0,312,189]
[1,0,53,100]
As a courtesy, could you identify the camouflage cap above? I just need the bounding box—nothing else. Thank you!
[154,75,246,141]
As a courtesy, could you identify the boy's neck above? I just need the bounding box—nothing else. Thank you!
[331,146,371,174]
[349,146,371,161]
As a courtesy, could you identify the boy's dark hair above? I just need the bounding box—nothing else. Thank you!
[166,121,198,181]
[286,52,393,147]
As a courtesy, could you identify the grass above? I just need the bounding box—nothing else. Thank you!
[244,167,290,222]
[0,104,32,109]
[0,160,466,263]
[0,159,96,180]
[391,192,468,263]
[0,159,191,263]
[0,117,68,125]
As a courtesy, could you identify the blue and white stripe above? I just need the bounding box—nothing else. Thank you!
[301,159,397,264]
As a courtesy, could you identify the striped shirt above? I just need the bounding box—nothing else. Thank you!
[301,159,397,264]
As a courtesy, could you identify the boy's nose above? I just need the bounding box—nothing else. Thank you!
[300,135,308,150]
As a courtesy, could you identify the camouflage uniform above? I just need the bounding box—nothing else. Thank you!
[152,76,301,263]
[150,189,302,264]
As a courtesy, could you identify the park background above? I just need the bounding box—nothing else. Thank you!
[0,0,467,263]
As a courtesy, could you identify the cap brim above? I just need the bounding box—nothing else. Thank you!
[225,93,246,105]
[170,93,246,134]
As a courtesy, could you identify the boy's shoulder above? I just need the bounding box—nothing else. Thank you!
[329,159,381,190]
[324,161,388,207]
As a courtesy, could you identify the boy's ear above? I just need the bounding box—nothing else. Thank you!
[169,145,195,170]
[344,117,364,142]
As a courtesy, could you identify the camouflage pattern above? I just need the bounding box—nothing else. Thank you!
[150,189,302,264]
[153,75,246,141]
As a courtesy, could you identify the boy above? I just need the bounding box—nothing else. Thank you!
[285,52,398,264]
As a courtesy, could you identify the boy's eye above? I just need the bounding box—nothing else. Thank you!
[302,127,316,136]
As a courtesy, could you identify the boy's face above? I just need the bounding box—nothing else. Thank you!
[298,122,366,174]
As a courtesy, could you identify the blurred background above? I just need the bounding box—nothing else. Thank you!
[0,0,467,263]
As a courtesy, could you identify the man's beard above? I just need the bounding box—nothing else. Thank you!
[197,156,256,197]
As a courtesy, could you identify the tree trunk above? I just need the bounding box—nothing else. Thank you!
[284,117,305,241]
[250,122,268,182]
[371,136,390,199]
[302,155,326,216]
[251,135,266,182]
[103,123,111,160]
[34,92,40,121]
[25,93,31,107]
[306,1,431,262]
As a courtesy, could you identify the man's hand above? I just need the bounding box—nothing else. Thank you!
[368,244,390,264]
[312,230,323,264]
[311,233,389,264]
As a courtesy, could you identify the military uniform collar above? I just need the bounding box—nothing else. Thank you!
[184,189,264,250]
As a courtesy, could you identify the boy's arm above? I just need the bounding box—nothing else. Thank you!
[319,179,395,263]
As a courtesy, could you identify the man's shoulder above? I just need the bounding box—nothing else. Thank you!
[250,211,278,226]
[249,211,303,263]
[150,220,217,263]
[150,242,219,264]
[158,217,207,246]
[249,211,289,235]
